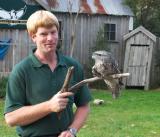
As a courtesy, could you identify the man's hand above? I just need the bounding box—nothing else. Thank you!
[58,130,74,137]
[48,91,73,112]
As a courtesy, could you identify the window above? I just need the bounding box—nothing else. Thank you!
[104,24,116,41]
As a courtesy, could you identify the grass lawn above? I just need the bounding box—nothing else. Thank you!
[0,89,160,137]
[0,99,17,137]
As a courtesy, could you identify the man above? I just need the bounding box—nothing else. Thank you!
[4,10,91,137]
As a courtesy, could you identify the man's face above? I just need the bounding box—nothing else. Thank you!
[31,26,58,53]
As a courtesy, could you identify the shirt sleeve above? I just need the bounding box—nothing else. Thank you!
[73,63,92,107]
[4,67,26,114]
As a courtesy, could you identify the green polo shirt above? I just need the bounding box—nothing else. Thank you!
[4,49,91,137]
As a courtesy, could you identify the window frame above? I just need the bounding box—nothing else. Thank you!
[104,23,116,42]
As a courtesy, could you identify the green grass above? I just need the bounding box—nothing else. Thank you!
[0,99,17,137]
[0,77,8,98]
[1,89,160,137]
[78,89,160,137]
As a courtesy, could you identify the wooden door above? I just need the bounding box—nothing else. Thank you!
[126,45,150,86]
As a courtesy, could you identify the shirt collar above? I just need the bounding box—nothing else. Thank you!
[30,48,67,68]
[56,51,67,67]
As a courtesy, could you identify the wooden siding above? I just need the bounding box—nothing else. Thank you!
[126,45,150,86]
[0,29,35,77]
[55,13,130,68]
[0,14,130,77]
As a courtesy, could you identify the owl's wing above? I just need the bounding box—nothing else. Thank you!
[112,59,121,73]
[16,6,27,19]
[110,54,120,72]
[103,55,120,74]
[0,8,11,19]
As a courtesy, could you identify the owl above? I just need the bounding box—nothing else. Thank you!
[92,50,122,99]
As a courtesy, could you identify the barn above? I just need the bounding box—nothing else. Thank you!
[0,0,133,77]
[123,26,160,90]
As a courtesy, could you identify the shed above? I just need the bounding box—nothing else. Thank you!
[0,0,133,77]
[123,26,158,90]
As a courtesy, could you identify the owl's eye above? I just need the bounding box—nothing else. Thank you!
[97,53,102,56]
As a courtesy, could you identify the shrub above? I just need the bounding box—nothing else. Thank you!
[0,77,8,98]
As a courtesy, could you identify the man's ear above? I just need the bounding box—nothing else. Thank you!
[30,33,36,43]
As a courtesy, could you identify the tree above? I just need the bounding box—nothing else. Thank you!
[123,0,160,36]
[67,0,81,57]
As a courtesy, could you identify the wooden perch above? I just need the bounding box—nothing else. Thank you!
[58,66,129,119]
[110,73,130,79]
[60,66,74,93]
[69,73,130,92]
[58,66,74,119]
[69,77,102,92]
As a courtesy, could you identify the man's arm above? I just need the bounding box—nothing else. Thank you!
[69,103,90,131]
[5,101,51,127]
[5,92,73,127]
[58,103,90,137]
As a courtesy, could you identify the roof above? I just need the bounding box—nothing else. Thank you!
[124,26,156,42]
[35,0,133,16]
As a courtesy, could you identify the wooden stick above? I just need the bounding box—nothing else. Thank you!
[69,77,102,92]
[58,70,129,118]
[69,73,130,92]
[60,66,74,93]
[58,66,74,119]
[110,73,130,79]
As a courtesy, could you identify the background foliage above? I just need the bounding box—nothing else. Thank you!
[124,0,160,36]
[0,77,8,98]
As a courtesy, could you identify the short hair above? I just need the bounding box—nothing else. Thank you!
[26,10,59,35]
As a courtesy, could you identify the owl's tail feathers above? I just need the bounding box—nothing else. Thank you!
[119,78,124,86]
[112,83,121,99]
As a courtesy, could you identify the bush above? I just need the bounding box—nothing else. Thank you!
[0,77,8,98]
